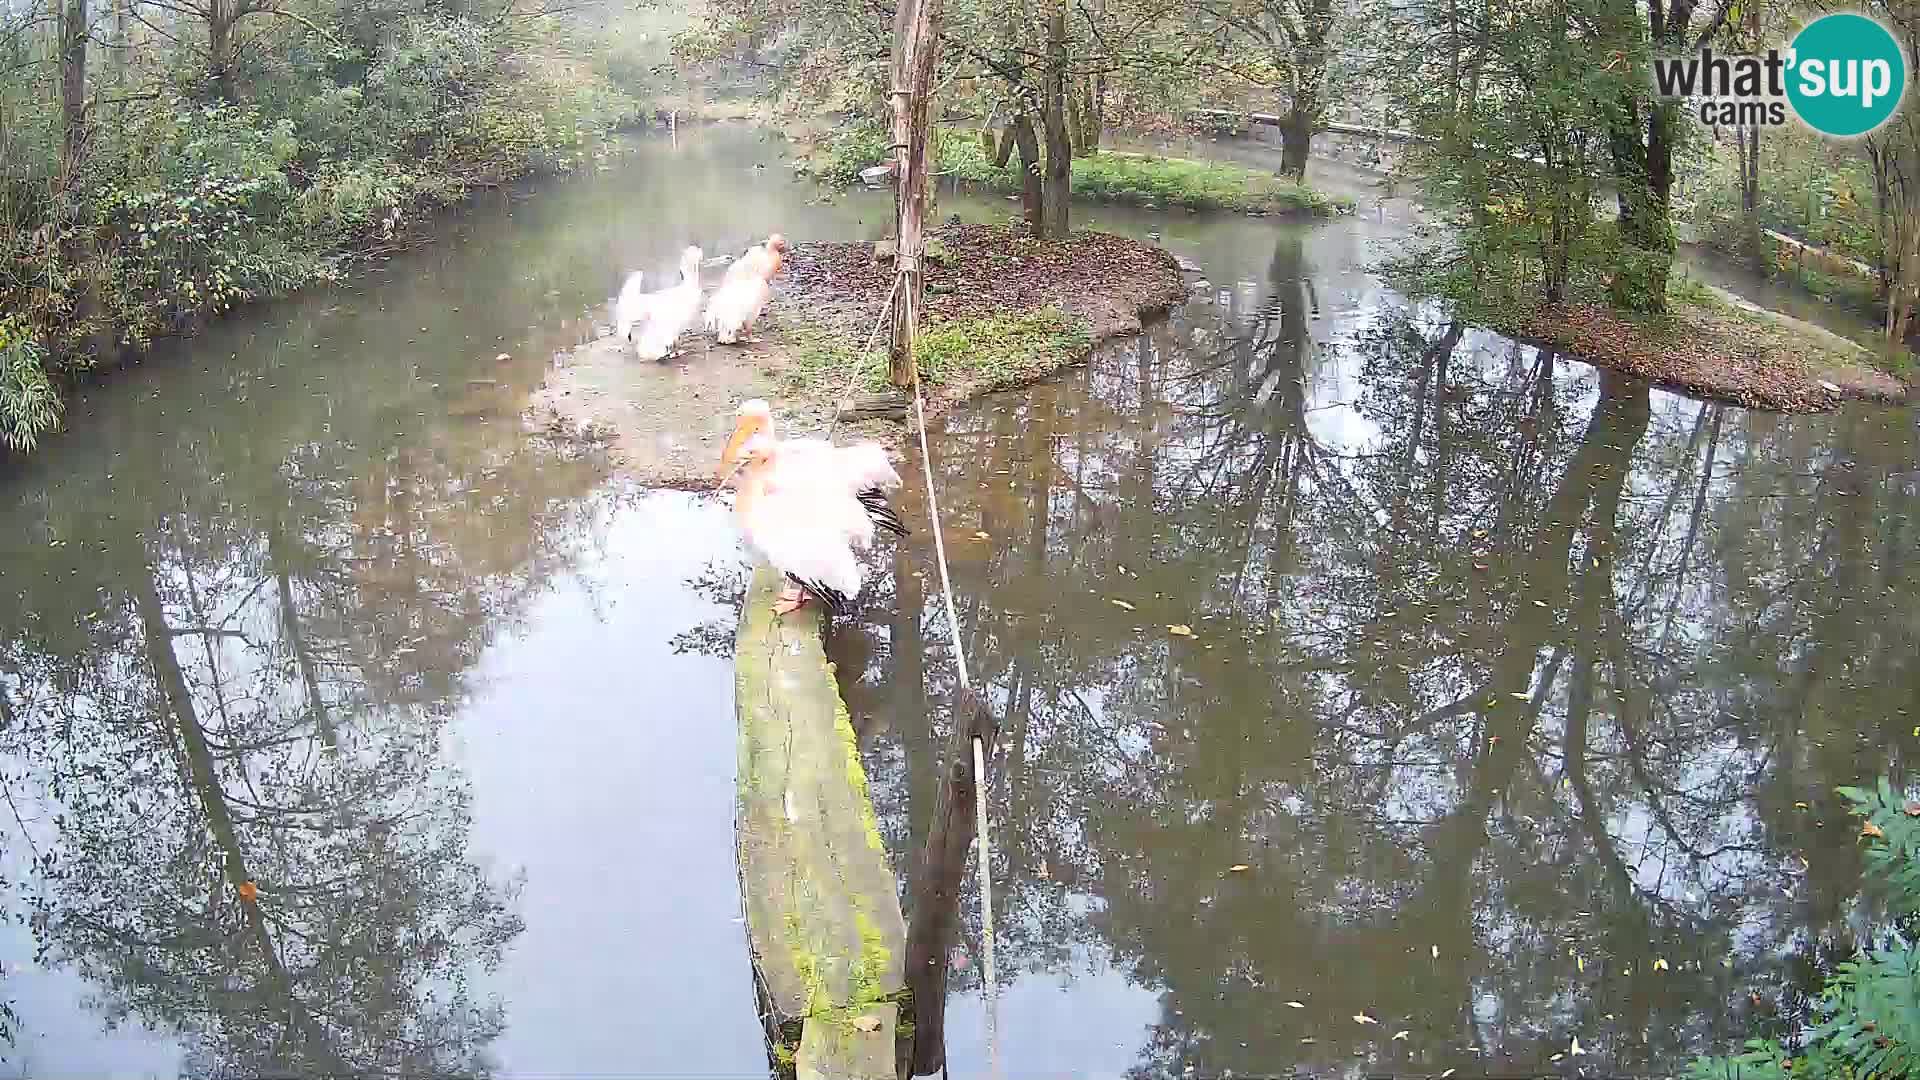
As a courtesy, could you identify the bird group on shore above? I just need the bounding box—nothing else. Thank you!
[717,399,909,619]
[612,234,789,361]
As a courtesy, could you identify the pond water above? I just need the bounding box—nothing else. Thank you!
[1,124,1916,1079]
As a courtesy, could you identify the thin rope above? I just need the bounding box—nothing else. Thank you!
[903,295,997,1077]
[825,274,903,447]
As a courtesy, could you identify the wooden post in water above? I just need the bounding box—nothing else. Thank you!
[903,687,999,1076]
[734,566,907,1079]
[886,0,944,388]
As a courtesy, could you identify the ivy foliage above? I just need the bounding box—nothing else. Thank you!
[1690,779,1920,1080]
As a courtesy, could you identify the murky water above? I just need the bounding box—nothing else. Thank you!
[2,125,1916,1078]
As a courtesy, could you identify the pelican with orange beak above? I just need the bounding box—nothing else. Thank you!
[718,399,908,538]
[718,400,907,616]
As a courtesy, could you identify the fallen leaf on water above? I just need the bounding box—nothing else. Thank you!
[1550,1053,1566,1063]
[494,352,511,361]
[1571,1036,1585,1056]
[1299,1037,1316,1044]
[1168,624,1195,637]
[1431,945,1439,959]
[1532,600,1548,608]
[1794,801,1810,810]
[1508,692,1530,701]
[1442,1071,1457,1079]
[1577,955,1586,972]
[1111,599,1136,611]
[1354,1013,1378,1025]
[1472,529,1488,538]
[1286,1001,1306,1008]
[972,531,991,541]
[237,881,258,903]
[1864,821,1887,839]
[1653,957,1670,971]
[1228,864,1251,872]
[1392,1030,1410,1041]
[852,1015,882,1033]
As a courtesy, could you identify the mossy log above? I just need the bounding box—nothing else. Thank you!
[735,564,906,1079]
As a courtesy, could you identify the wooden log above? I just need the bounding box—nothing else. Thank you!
[735,565,906,1080]
[836,392,912,423]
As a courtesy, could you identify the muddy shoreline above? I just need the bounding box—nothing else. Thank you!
[528,223,1189,486]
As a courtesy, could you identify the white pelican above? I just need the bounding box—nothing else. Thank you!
[705,235,787,345]
[615,246,704,361]
[717,399,908,539]
[723,233,789,285]
[724,432,870,615]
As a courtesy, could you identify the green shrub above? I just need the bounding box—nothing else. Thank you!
[0,319,61,453]
[0,3,643,454]
[1688,778,1920,1080]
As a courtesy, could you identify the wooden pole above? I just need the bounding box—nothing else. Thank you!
[903,687,999,1076]
[887,0,945,388]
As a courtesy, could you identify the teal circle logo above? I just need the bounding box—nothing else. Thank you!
[1787,13,1907,136]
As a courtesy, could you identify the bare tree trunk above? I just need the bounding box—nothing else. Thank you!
[1042,6,1072,237]
[1279,102,1313,181]
[1012,112,1043,233]
[886,0,945,387]
[59,0,89,185]
[208,0,235,99]
[1735,125,1765,269]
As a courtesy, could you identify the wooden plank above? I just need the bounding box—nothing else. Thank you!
[735,564,906,1077]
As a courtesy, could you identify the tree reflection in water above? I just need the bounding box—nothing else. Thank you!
[0,380,611,1073]
[809,227,1920,1074]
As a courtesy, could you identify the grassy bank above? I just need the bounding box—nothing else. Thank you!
[0,6,657,454]
[781,307,1094,398]
[813,126,1346,216]
[1389,252,1908,411]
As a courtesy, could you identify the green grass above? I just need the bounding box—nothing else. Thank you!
[776,307,1094,397]
[815,126,1346,216]
[777,323,888,396]
[917,307,1094,389]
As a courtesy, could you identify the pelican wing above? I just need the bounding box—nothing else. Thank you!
[703,276,771,344]
[745,486,864,612]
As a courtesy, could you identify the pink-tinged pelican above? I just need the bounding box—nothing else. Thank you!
[705,235,788,345]
[723,233,790,285]
[717,399,908,539]
[724,433,870,615]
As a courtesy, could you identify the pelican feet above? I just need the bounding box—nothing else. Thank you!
[773,584,807,616]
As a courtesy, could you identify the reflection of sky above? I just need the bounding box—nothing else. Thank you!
[942,946,1161,1080]
[0,841,183,1079]
[457,490,765,1078]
